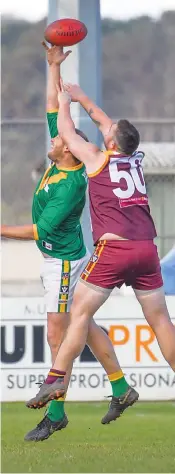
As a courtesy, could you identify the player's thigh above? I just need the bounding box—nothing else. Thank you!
[134,286,171,329]
[132,241,170,327]
[70,244,118,320]
[71,279,109,321]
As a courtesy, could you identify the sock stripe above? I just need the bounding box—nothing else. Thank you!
[56,394,67,401]
[49,372,64,378]
[49,369,66,375]
[108,370,124,382]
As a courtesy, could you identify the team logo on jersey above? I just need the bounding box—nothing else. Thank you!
[44,184,49,193]
[61,285,69,295]
[62,272,69,279]
[90,254,98,263]
[82,269,90,277]
[42,241,52,250]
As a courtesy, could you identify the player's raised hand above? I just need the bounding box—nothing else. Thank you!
[42,41,72,66]
[56,82,71,104]
[63,83,84,102]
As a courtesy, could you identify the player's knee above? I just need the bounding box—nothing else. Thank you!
[70,312,89,330]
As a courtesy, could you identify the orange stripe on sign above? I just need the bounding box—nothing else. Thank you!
[83,240,106,281]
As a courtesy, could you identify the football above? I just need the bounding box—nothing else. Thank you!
[44,18,88,47]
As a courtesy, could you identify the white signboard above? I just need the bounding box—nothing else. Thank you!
[1,297,175,402]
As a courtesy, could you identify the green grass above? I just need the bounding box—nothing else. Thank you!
[1,402,175,473]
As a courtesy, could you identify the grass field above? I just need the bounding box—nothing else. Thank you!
[1,401,175,473]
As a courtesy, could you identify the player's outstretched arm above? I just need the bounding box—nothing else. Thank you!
[42,43,72,139]
[42,42,72,111]
[1,225,37,240]
[63,83,113,137]
[57,91,104,173]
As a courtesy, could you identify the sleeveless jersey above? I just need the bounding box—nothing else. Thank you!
[88,150,156,243]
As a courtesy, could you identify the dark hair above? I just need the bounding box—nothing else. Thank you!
[116,119,140,155]
[75,128,89,142]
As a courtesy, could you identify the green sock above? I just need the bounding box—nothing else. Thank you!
[108,370,129,398]
[47,399,65,422]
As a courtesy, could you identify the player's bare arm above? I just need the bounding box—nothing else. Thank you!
[57,90,106,174]
[1,225,36,240]
[63,83,113,136]
[42,42,72,110]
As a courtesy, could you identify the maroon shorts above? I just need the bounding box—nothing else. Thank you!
[80,240,163,292]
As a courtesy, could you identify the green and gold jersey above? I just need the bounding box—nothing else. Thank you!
[32,111,87,260]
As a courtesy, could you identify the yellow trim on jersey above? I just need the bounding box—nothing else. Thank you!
[56,162,84,172]
[35,166,67,193]
[35,165,54,195]
[47,172,67,185]
[88,151,112,178]
[33,224,39,241]
[47,109,59,113]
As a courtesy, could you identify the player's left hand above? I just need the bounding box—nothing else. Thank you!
[63,83,84,102]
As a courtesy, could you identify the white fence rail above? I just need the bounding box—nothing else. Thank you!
[2,117,175,141]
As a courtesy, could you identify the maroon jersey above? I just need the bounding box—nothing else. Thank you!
[88,150,157,243]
